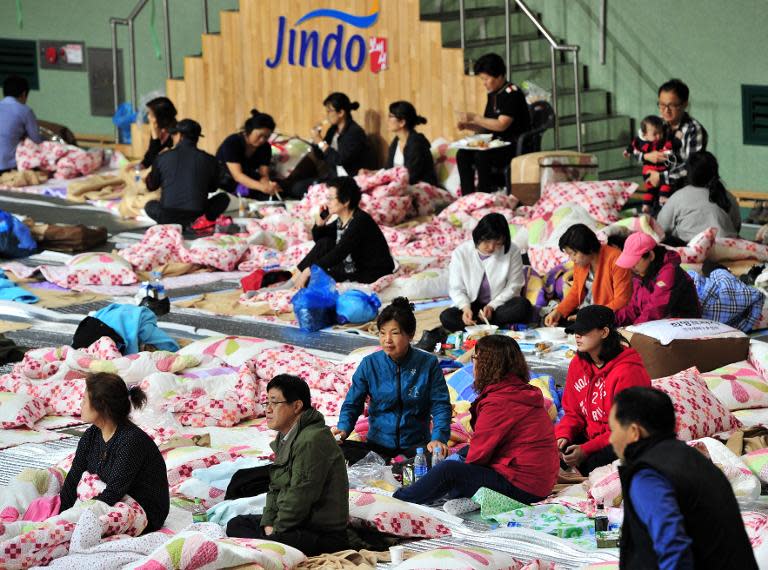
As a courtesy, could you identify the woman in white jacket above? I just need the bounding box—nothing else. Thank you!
[440,213,530,332]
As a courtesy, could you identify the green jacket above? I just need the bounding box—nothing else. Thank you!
[261,408,349,534]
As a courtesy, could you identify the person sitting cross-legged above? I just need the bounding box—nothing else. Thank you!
[610,387,758,569]
[226,374,349,556]
[394,335,558,506]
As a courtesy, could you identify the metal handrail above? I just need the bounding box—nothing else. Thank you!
[457,0,583,151]
[110,0,213,141]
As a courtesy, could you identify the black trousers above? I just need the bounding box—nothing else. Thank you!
[339,439,431,466]
[226,515,348,556]
[577,444,618,476]
[456,145,516,194]
[145,192,229,225]
[439,297,532,332]
[297,237,384,284]
[662,234,688,247]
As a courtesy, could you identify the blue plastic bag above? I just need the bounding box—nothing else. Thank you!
[112,103,137,144]
[336,290,381,325]
[291,266,338,332]
[0,210,36,258]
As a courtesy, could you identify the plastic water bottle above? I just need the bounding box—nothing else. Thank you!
[414,448,428,481]
[192,498,208,523]
[594,501,608,533]
[263,250,280,271]
[431,447,444,468]
[150,271,166,300]
[133,164,142,184]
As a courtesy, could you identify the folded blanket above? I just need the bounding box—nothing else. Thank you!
[206,494,267,526]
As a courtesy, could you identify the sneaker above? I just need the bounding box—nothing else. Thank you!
[190,215,216,237]
[443,498,480,516]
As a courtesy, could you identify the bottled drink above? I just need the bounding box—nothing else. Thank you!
[594,501,608,533]
[431,447,444,468]
[263,250,280,271]
[133,164,142,184]
[414,448,428,481]
[192,498,207,523]
[238,196,246,218]
[150,271,166,300]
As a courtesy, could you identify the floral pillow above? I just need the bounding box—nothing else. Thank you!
[177,336,278,368]
[0,392,46,429]
[64,252,138,287]
[530,181,637,224]
[665,227,717,263]
[748,339,768,382]
[183,235,250,272]
[394,546,532,570]
[742,448,768,484]
[709,237,768,263]
[652,367,742,440]
[700,361,768,411]
[348,490,452,538]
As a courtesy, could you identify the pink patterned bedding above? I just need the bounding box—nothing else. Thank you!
[16,140,104,180]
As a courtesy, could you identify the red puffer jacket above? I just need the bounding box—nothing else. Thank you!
[466,374,559,498]
[554,347,651,456]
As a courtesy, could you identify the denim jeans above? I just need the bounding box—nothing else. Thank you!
[392,460,544,505]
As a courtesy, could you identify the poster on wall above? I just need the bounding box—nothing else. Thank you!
[266,0,388,73]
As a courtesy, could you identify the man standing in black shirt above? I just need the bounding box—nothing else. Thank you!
[456,53,531,194]
[145,119,230,227]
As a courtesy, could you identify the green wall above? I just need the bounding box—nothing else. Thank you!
[527,0,768,191]
[0,0,238,135]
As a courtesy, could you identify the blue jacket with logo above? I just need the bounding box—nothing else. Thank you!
[337,347,452,450]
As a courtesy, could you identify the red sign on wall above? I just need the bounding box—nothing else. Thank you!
[369,37,388,73]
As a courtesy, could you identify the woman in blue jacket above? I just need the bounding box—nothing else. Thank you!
[334,297,452,465]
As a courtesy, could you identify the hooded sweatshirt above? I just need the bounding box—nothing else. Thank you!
[615,251,701,327]
[555,348,651,457]
[466,374,559,498]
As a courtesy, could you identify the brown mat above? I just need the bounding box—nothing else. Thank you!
[296,549,393,569]
[0,321,32,334]
[22,285,109,309]
[66,174,125,203]
[174,289,276,317]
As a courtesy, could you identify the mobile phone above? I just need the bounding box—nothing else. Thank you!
[319,206,329,220]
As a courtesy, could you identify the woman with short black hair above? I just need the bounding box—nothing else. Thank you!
[385,101,437,185]
[334,297,452,465]
[59,373,169,532]
[216,109,280,200]
[440,213,529,332]
[394,334,558,505]
[544,224,632,326]
[555,306,651,475]
[294,177,394,287]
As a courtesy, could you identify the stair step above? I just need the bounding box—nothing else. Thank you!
[542,114,632,150]
[462,36,553,67]
[444,32,540,49]
[441,10,541,43]
[421,6,508,22]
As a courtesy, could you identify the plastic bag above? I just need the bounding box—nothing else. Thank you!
[521,80,552,104]
[347,451,398,491]
[336,289,381,325]
[291,265,338,332]
[0,211,36,258]
[112,102,137,144]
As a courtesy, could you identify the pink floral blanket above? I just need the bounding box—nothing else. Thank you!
[15,140,104,180]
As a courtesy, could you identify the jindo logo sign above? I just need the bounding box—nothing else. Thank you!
[266,0,386,73]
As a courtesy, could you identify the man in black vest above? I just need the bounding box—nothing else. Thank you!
[145,118,229,227]
[609,387,757,569]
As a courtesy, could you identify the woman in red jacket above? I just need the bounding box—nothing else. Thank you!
[394,335,559,505]
[614,232,701,326]
[556,305,651,474]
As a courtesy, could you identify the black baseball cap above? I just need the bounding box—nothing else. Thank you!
[168,118,203,139]
[564,305,616,335]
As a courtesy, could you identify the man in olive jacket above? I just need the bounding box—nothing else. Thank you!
[226,374,349,555]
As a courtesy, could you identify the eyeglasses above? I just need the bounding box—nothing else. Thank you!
[657,103,682,111]
[265,400,288,409]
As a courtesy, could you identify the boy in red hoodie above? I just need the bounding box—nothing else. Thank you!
[556,305,651,475]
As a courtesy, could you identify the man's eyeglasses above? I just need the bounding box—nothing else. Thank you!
[658,103,682,111]
[265,400,288,409]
